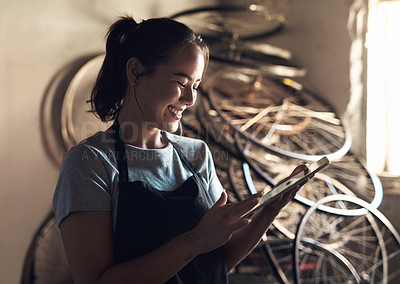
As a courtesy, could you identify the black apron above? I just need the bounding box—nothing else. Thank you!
[112,120,228,283]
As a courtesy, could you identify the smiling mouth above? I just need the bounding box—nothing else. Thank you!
[168,106,184,119]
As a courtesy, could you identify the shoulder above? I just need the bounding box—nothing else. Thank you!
[164,132,216,177]
[165,132,208,150]
[165,132,210,159]
[61,131,117,170]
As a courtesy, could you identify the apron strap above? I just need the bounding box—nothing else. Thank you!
[160,132,214,206]
[161,131,199,176]
[112,119,129,183]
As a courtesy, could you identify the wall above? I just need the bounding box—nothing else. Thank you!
[286,0,352,116]
[0,0,353,283]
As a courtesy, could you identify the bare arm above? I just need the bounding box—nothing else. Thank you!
[60,192,261,284]
[223,164,309,271]
[60,211,201,284]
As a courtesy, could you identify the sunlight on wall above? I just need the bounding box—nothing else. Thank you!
[366,0,400,175]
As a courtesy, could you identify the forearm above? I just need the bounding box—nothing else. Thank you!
[224,207,277,271]
[98,230,199,284]
[63,193,264,284]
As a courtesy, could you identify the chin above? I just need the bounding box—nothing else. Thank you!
[160,122,180,134]
[170,125,180,134]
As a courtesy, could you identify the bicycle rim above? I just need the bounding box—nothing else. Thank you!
[204,66,351,162]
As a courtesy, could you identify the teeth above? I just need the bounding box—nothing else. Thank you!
[168,106,182,116]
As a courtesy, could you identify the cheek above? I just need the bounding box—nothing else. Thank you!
[163,85,183,101]
[145,83,182,109]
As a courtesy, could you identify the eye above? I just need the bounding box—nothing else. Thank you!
[177,81,200,92]
[177,81,186,88]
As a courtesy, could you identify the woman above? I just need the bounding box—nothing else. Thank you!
[53,16,307,284]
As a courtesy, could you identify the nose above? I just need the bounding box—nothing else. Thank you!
[180,87,196,107]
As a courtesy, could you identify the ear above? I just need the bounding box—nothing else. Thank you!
[126,57,144,84]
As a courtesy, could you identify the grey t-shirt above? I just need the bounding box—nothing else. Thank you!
[52,131,224,233]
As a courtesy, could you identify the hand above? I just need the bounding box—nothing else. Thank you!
[260,164,309,217]
[189,191,262,254]
[275,164,310,189]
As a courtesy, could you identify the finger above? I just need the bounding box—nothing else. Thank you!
[235,192,261,209]
[275,164,309,187]
[228,195,260,220]
[213,191,228,207]
[290,164,309,177]
[226,192,261,209]
[271,192,294,210]
[229,218,252,232]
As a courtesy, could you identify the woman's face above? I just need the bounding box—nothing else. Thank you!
[135,45,206,133]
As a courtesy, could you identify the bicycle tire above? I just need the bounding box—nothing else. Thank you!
[203,66,351,162]
[21,212,73,284]
[293,195,400,284]
[61,54,112,149]
[196,95,242,159]
[234,132,383,216]
[40,54,100,167]
[169,4,286,40]
[207,39,306,78]
[294,238,362,283]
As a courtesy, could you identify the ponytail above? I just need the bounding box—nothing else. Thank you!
[90,17,138,121]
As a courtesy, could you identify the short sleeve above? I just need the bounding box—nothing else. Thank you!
[204,145,224,204]
[52,144,113,226]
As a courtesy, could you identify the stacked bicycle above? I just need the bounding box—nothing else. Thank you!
[173,4,400,283]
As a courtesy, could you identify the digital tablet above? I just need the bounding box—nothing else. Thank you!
[246,156,330,216]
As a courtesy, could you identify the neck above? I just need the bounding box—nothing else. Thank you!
[116,115,167,150]
[117,91,169,149]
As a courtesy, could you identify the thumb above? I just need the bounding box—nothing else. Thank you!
[214,190,228,207]
[290,164,309,177]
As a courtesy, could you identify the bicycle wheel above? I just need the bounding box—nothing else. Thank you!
[196,95,242,159]
[40,54,100,167]
[294,238,362,283]
[40,53,112,166]
[61,54,112,149]
[204,66,351,162]
[228,157,267,201]
[293,195,400,284]
[262,236,295,284]
[21,212,73,284]
[169,4,286,40]
[208,38,306,78]
[234,132,383,216]
[258,235,361,284]
[229,239,285,284]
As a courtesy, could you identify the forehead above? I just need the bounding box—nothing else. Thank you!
[161,45,206,76]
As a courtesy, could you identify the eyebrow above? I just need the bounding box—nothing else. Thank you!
[173,72,201,82]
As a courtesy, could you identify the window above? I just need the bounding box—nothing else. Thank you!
[366,0,400,175]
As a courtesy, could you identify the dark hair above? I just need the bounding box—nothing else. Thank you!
[90,16,209,122]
